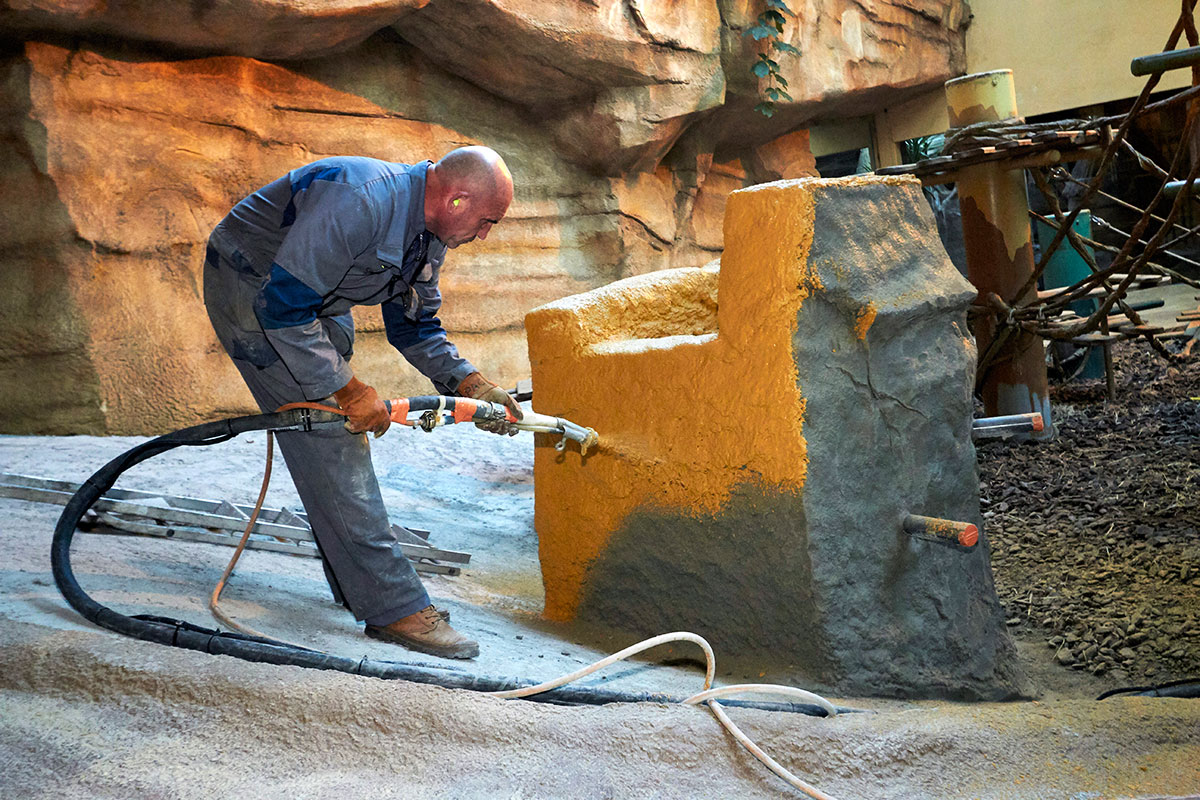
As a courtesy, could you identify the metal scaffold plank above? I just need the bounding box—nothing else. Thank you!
[0,473,469,574]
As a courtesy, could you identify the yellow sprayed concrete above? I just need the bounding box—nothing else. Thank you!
[526,175,916,622]
[853,302,877,340]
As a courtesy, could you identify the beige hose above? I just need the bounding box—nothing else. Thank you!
[492,632,840,800]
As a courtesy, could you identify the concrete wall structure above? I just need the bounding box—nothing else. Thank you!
[525,175,1028,699]
[963,0,1190,119]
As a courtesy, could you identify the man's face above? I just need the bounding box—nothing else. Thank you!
[441,194,510,249]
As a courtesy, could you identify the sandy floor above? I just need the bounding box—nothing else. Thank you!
[2,421,1199,799]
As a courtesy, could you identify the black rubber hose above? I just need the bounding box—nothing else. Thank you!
[1097,678,1200,700]
[51,406,845,716]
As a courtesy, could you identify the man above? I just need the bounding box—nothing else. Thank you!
[203,146,522,659]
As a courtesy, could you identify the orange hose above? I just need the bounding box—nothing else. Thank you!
[208,401,347,643]
[208,430,281,640]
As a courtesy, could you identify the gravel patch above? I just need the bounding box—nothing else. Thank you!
[979,340,1200,690]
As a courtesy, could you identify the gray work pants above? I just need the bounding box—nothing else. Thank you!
[202,240,430,626]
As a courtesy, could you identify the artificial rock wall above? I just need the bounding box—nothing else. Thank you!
[527,176,1029,700]
[0,0,968,434]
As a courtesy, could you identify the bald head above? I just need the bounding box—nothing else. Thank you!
[435,146,512,197]
[425,146,514,248]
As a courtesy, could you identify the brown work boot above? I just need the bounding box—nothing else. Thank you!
[365,605,478,659]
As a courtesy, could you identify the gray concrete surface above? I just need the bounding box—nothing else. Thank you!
[793,181,1023,700]
[1,425,1199,798]
[578,180,1025,700]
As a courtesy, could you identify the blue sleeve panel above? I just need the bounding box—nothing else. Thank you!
[381,258,477,395]
[256,263,324,329]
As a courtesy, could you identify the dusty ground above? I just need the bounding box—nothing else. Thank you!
[2,357,1200,797]
[3,620,1199,800]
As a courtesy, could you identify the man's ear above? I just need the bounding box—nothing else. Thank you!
[450,192,469,211]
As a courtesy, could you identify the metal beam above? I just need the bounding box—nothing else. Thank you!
[1131,44,1200,76]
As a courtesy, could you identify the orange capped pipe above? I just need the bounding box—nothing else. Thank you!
[971,412,1045,436]
[903,514,979,548]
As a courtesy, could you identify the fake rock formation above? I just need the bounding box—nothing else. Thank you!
[526,175,1029,699]
[0,1,966,434]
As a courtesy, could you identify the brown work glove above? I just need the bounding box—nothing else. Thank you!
[458,372,523,436]
[333,376,391,437]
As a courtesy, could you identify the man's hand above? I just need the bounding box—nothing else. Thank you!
[333,376,391,437]
[458,372,523,436]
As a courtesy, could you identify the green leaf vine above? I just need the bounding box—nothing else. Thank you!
[744,0,799,118]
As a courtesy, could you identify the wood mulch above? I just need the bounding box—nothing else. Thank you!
[978,340,1200,689]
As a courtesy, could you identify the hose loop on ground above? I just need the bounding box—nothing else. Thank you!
[50,404,845,798]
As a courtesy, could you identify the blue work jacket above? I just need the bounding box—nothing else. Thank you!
[207,157,476,400]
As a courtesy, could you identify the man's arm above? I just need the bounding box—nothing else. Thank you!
[382,270,522,433]
[381,277,477,396]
